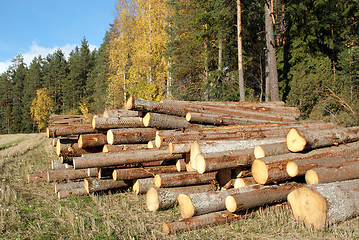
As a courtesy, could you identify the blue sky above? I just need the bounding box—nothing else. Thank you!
[0,0,117,73]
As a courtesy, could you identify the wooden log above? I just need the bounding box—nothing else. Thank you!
[133,178,155,195]
[233,177,257,188]
[143,112,197,129]
[57,187,88,199]
[78,133,107,148]
[190,137,285,169]
[195,148,255,174]
[154,171,217,188]
[226,183,300,213]
[54,181,84,193]
[287,179,359,229]
[162,99,286,108]
[27,171,48,183]
[217,169,232,189]
[73,149,183,169]
[286,127,359,152]
[48,124,97,137]
[83,178,128,193]
[253,142,289,159]
[102,144,148,153]
[146,184,216,212]
[51,158,67,170]
[177,185,264,218]
[168,141,192,154]
[305,160,359,184]
[92,116,144,130]
[103,109,144,118]
[56,142,101,157]
[107,128,156,145]
[47,168,98,182]
[112,165,178,181]
[176,158,187,172]
[251,142,359,185]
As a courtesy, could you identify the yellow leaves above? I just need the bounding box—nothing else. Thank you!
[79,102,92,123]
[30,88,55,130]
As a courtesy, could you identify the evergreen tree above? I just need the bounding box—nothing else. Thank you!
[0,71,12,134]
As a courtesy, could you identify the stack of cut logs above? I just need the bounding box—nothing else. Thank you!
[27,97,359,233]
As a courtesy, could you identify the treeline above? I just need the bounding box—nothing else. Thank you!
[0,0,358,134]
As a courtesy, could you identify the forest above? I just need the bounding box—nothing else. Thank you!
[0,0,358,134]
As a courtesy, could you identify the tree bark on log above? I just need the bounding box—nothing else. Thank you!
[154,171,217,188]
[286,127,359,152]
[112,165,178,181]
[107,128,156,145]
[92,117,144,130]
[176,158,187,172]
[78,133,107,148]
[305,160,359,184]
[287,179,359,229]
[168,142,192,154]
[162,99,286,108]
[102,144,148,153]
[133,178,155,195]
[51,158,67,170]
[47,124,97,138]
[233,177,257,188]
[103,109,144,118]
[56,142,101,157]
[27,171,48,183]
[253,142,289,159]
[177,185,264,218]
[55,181,85,193]
[47,168,98,182]
[83,178,129,193]
[57,187,88,199]
[225,183,300,212]
[143,112,198,129]
[146,184,216,212]
[73,148,183,169]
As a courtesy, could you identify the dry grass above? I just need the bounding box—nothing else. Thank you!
[0,133,358,239]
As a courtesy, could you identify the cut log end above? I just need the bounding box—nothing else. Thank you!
[55,139,62,156]
[148,141,154,149]
[163,222,171,235]
[112,170,117,181]
[168,143,174,154]
[154,174,162,188]
[155,134,162,148]
[176,159,186,172]
[91,118,96,129]
[195,154,206,174]
[190,141,200,170]
[185,112,192,122]
[107,130,114,145]
[78,135,84,148]
[305,170,319,185]
[225,195,238,212]
[126,96,135,110]
[133,179,140,195]
[253,145,265,159]
[286,161,299,177]
[251,159,268,185]
[143,113,151,127]
[287,187,327,229]
[84,179,90,194]
[178,193,195,218]
[286,128,307,152]
[146,187,159,212]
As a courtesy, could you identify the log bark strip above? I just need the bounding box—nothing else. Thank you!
[27,171,48,183]
[84,178,128,193]
[143,112,197,129]
[112,165,178,180]
[103,109,144,118]
[47,124,97,138]
[286,127,359,152]
[78,133,107,148]
[92,117,144,130]
[146,184,216,212]
[102,144,148,152]
[107,128,156,145]
[133,178,155,195]
[55,181,85,193]
[47,168,98,182]
[154,171,217,188]
[253,142,289,159]
[287,179,359,229]
[57,187,88,199]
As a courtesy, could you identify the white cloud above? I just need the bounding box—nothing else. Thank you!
[0,42,98,74]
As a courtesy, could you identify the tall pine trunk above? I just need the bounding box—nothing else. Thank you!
[237,0,245,102]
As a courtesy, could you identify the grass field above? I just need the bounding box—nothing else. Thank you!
[0,133,358,239]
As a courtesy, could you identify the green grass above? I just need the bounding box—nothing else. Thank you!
[0,133,358,239]
[0,138,26,150]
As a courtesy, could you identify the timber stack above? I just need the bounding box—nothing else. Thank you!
[26,97,359,234]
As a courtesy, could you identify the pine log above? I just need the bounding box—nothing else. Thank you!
[226,183,300,213]
[107,128,156,145]
[233,177,257,188]
[52,138,58,147]
[287,179,359,229]
[217,169,233,189]
[251,142,359,185]
[177,185,264,218]
[154,171,217,188]
[57,187,88,199]
[286,127,359,152]
[55,181,85,193]
[47,168,98,182]
[190,137,285,169]
[112,165,178,181]
[56,142,101,157]
[253,142,290,159]
[146,184,216,212]
[27,171,48,183]
[83,178,128,193]
[176,158,187,172]
[147,141,155,148]
[103,109,144,118]
[287,155,359,178]
[47,124,97,138]
[78,133,107,148]
[195,149,255,174]
[305,160,359,184]
[102,144,148,153]
[162,99,286,108]
[51,158,67,170]
[143,112,197,129]
[92,116,144,130]
[73,149,183,169]
[133,178,155,195]
[168,141,192,154]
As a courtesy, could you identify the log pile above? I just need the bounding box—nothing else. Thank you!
[26,97,359,233]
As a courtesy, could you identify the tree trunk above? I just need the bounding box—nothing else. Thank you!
[51,158,67,170]
[168,142,192,154]
[57,187,88,199]
[253,142,289,159]
[54,181,84,193]
[47,168,98,182]
[92,117,144,130]
[102,144,148,153]
[56,142,101,157]
[286,127,359,152]
[47,124,97,138]
[162,99,285,108]
[305,160,359,184]
[73,148,183,169]
[83,178,129,193]
[287,179,359,229]
[78,133,107,148]
[265,0,279,101]
[133,178,155,195]
[27,170,48,183]
[103,109,144,118]
[107,128,156,145]
[146,184,216,212]
[154,171,217,188]
[112,165,178,181]
[237,0,245,102]
[233,177,257,188]
[143,112,197,129]
[226,183,300,212]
